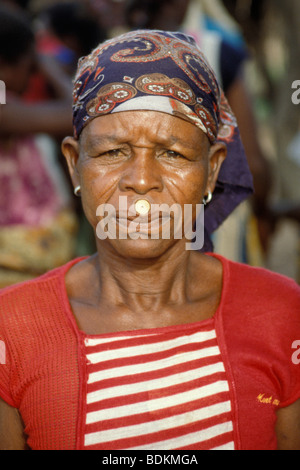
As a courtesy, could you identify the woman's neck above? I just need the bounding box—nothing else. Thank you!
[66,242,223,334]
[92,241,194,313]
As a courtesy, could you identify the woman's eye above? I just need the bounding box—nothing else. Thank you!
[93,149,125,159]
[164,150,185,159]
[104,149,123,157]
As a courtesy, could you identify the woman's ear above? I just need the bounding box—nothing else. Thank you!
[61,136,80,190]
[205,142,227,195]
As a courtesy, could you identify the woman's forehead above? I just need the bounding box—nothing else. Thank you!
[80,110,209,148]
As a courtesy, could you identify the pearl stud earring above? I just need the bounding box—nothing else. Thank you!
[203,191,212,206]
[74,185,81,197]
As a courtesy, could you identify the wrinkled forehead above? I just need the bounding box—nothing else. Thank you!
[79,109,211,154]
[72,30,221,141]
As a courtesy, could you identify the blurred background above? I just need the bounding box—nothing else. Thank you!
[0,0,299,286]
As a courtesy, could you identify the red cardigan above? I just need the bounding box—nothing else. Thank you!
[0,255,299,450]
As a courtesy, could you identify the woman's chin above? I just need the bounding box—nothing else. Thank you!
[98,236,181,260]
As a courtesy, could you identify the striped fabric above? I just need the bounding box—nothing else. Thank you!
[83,324,235,450]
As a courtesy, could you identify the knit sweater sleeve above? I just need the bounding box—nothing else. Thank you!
[221,258,300,407]
[0,259,82,450]
[0,288,17,407]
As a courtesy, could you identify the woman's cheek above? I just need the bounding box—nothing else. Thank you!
[80,170,120,229]
[181,167,207,204]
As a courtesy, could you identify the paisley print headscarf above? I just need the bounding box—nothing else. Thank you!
[72,30,253,250]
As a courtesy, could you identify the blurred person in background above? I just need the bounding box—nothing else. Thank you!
[222,0,300,282]
[0,0,31,12]
[0,5,78,287]
[83,0,131,38]
[32,1,108,256]
[36,1,107,77]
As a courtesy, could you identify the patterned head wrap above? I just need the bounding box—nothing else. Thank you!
[72,30,253,250]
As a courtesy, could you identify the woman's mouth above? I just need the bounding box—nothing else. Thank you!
[116,213,173,237]
[96,199,184,241]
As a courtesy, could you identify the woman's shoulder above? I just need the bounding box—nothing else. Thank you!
[209,253,300,309]
[0,258,84,324]
[211,256,300,417]
[230,257,299,296]
[211,254,300,325]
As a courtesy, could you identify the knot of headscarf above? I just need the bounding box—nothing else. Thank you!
[72,29,253,250]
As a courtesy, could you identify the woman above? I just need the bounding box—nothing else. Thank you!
[0,30,299,451]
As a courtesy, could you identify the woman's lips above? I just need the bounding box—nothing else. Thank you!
[116,214,172,235]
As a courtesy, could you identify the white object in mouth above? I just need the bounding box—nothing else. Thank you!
[135,199,151,216]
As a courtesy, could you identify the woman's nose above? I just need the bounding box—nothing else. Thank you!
[118,152,164,195]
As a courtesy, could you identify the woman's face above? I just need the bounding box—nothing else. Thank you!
[63,110,226,258]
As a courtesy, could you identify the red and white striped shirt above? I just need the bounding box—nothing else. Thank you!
[1,255,300,450]
[83,323,235,450]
